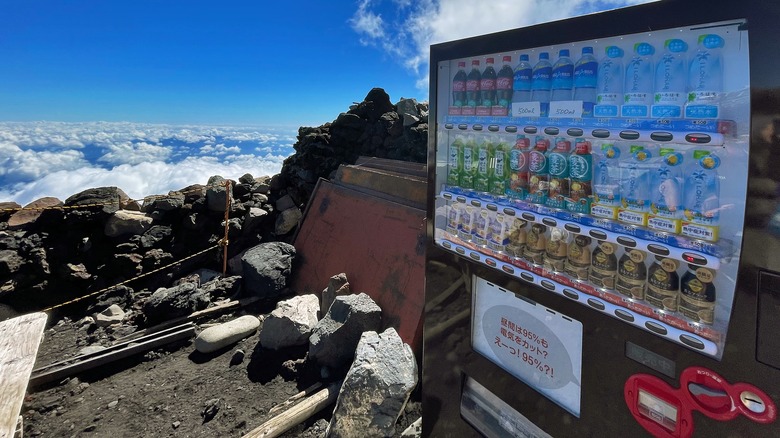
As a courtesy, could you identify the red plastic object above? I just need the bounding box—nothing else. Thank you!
[625,366,777,438]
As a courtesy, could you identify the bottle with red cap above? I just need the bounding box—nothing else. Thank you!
[451,61,467,113]
[464,60,481,115]
[480,57,497,109]
[495,55,514,116]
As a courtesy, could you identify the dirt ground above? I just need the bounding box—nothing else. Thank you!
[21,305,422,438]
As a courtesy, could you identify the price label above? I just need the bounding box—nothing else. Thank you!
[549,101,583,118]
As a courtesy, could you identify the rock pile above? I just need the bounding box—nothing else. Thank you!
[276,88,428,205]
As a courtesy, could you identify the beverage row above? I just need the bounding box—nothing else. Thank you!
[450,33,725,119]
[444,205,717,325]
[446,135,721,241]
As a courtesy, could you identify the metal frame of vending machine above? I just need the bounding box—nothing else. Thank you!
[423,0,780,437]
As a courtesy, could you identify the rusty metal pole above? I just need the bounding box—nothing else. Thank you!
[222,180,231,276]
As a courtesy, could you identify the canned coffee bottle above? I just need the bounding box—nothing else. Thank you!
[589,241,618,290]
[616,249,648,299]
[505,218,528,258]
[523,223,548,265]
[565,235,592,280]
[544,228,569,272]
[679,264,716,325]
[646,256,680,311]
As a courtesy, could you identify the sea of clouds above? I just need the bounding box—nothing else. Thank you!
[0,121,297,206]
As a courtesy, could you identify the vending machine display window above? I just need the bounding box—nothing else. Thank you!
[432,19,749,360]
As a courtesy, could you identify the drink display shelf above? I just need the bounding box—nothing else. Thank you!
[435,236,720,356]
[441,189,731,265]
[441,116,736,146]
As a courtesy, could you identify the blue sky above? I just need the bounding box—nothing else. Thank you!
[0,0,652,205]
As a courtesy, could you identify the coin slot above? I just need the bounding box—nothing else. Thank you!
[740,391,767,414]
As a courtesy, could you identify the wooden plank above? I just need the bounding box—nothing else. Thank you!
[0,312,47,438]
[354,157,427,178]
[333,165,427,210]
[292,181,426,356]
[242,381,341,438]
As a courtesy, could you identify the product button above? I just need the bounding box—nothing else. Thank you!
[488,125,500,132]
[587,298,606,311]
[457,124,468,130]
[505,125,518,133]
[502,265,515,275]
[591,128,611,138]
[542,217,558,227]
[472,124,483,131]
[541,280,556,291]
[564,223,581,233]
[589,230,608,240]
[617,236,637,247]
[442,241,452,249]
[619,130,641,140]
[685,133,711,144]
[524,126,538,134]
[563,289,579,300]
[503,208,516,216]
[520,272,535,282]
[444,123,454,130]
[544,127,560,136]
[615,309,635,322]
[679,334,706,350]
[456,196,467,203]
[645,321,668,335]
[469,251,481,261]
[486,203,498,212]
[470,199,482,207]
[566,128,584,137]
[682,252,708,266]
[650,131,674,142]
[443,192,452,200]
[647,244,671,256]
[522,212,537,222]
[485,258,497,268]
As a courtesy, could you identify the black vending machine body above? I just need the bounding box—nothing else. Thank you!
[423,0,780,436]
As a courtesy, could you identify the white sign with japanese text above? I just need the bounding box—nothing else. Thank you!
[472,276,583,417]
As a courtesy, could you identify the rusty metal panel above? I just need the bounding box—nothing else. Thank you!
[333,164,427,210]
[292,180,426,356]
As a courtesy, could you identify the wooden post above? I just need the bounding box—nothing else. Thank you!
[242,381,341,438]
[222,179,231,277]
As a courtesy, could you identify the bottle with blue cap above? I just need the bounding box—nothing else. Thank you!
[551,49,574,101]
[652,39,688,119]
[573,47,598,117]
[531,52,552,117]
[595,46,624,118]
[622,42,655,118]
[512,54,533,106]
[685,34,725,119]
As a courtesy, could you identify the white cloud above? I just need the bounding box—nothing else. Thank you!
[350,0,386,41]
[353,0,658,92]
[0,121,296,205]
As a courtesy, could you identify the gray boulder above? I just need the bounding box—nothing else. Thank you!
[206,176,233,212]
[151,193,185,211]
[260,294,320,349]
[143,282,210,324]
[0,250,25,276]
[65,187,129,215]
[7,197,63,230]
[396,98,419,118]
[327,328,418,438]
[244,207,268,233]
[194,315,261,353]
[94,304,126,327]
[240,242,295,298]
[321,273,350,316]
[104,210,153,237]
[308,293,382,369]
[275,207,302,235]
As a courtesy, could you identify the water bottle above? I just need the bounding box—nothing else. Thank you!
[681,150,720,241]
[652,39,688,119]
[531,52,552,117]
[685,34,724,119]
[551,49,574,101]
[512,54,533,104]
[622,42,655,118]
[595,46,624,117]
[573,47,598,117]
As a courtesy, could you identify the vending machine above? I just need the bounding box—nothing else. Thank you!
[423,0,780,436]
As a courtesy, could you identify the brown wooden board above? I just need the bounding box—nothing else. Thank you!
[0,312,47,438]
[292,180,425,356]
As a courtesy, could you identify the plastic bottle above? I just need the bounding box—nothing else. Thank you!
[447,135,465,187]
[590,241,618,290]
[507,135,531,199]
[685,34,725,119]
[565,235,592,281]
[527,137,550,204]
[618,145,653,227]
[460,135,477,189]
[622,42,655,118]
[465,60,481,114]
[646,256,680,312]
[496,56,514,114]
[652,39,688,119]
[573,47,598,117]
[487,212,511,253]
[567,139,593,213]
[546,138,571,209]
[472,208,490,247]
[679,265,716,325]
[452,61,467,110]
[681,150,720,241]
[592,143,622,219]
[595,46,624,117]
[480,57,497,107]
[473,137,493,193]
[490,137,510,197]
[512,54,533,105]
[551,49,574,101]
[531,52,552,117]
[616,249,648,300]
[648,149,684,234]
